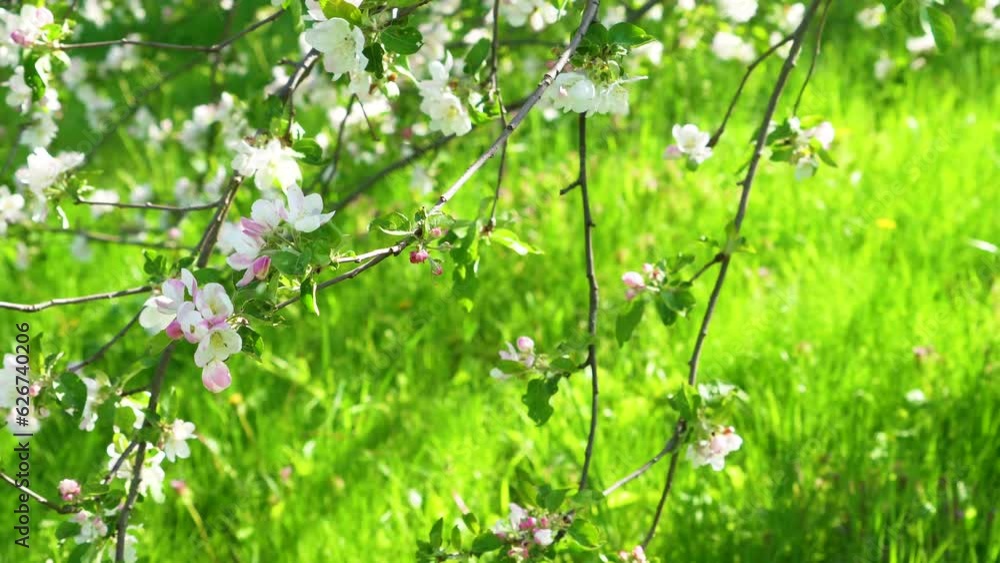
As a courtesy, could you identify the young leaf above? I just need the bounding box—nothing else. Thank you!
[292,138,324,165]
[926,6,954,51]
[488,228,541,255]
[616,299,646,346]
[568,517,601,549]
[522,377,560,425]
[464,38,491,75]
[382,25,424,55]
[319,0,363,26]
[608,22,654,47]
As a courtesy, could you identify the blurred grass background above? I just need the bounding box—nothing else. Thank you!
[1,0,998,561]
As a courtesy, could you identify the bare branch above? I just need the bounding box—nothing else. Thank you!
[73,198,222,212]
[602,423,685,497]
[38,227,189,251]
[642,0,824,547]
[573,114,601,492]
[0,286,151,313]
[67,309,144,373]
[793,0,833,114]
[59,9,285,52]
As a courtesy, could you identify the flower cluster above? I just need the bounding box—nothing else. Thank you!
[664,123,713,168]
[416,54,473,136]
[545,69,637,116]
[618,545,650,563]
[304,17,368,79]
[686,425,743,471]
[14,147,84,221]
[491,503,558,559]
[770,117,836,179]
[232,137,303,191]
[489,336,536,380]
[620,263,665,300]
[221,186,335,286]
[497,0,560,31]
[138,270,242,392]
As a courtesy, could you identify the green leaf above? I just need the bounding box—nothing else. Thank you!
[22,54,47,103]
[660,287,696,316]
[292,138,324,165]
[463,38,491,75]
[568,517,601,549]
[369,211,412,236]
[571,488,605,509]
[462,512,479,533]
[363,42,386,79]
[470,532,505,554]
[428,518,444,550]
[239,325,263,359]
[300,277,320,316]
[382,25,423,55]
[488,228,541,256]
[582,22,609,49]
[926,6,954,51]
[537,485,570,511]
[522,377,560,425]
[668,383,703,421]
[653,298,678,326]
[57,372,88,415]
[817,147,838,167]
[56,521,82,540]
[287,0,304,33]
[616,299,646,346]
[270,250,308,276]
[67,543,92,563]
[319,0,363,26]
[608,22,654,47]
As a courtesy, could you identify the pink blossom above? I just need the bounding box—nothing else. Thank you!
[619,545,649,562]
[28,383,41,397]
[170,479,188,496]
[58,479,81,502]
[410,249,429,264]
[622,271,645,289]
[663,144,683,160]
[165,319,184,340]
[429,226,444,238]
[237,255,271,287]
[516,336,534,353]
[201,360,232,393]
[687,425,743,471]
[431,263,444,276]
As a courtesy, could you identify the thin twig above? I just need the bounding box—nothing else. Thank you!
[115,341,176,562]
[0,286,151,313]
[59,9,285,52]
[601,424,685,497]
[792,0,833,114]
[39,227,188,250]
[708,32,795,147]
[195,176,245,268]
[640,452,681,548]
[574,114,601,492]
[641,0,824,547]
[67,309,144,373]
[317,96,357,198]
[0,473,78,514]
[74,198,222,212]
[486,0,509,231]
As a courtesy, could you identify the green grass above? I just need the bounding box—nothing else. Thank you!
[1,3,999,562]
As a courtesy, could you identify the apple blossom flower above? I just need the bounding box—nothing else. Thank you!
[666,123,713,166]
[711,31,755,63]
[0,185,25,234]
[687,425,743,470]
[202,360,233,393]
[303,17,368,79]
[499,0,560,31]
[533,527,554,546]
[856,4,886,29]
[15,147,84,201]
[498,337,536,368]
[905,389,927,405]
[193,326,242,368]
[619,545,649,562]
[136,450,166,503]
[139,276,190,334]
[231,138,302,191]
[547,71,597,114]
[717,0,757,23]
[163,419,196,462]
[9,5,54,47]
[58,479,81,502]
[906,33,936,54]
[284,185,335,232]
[72,511,108,544]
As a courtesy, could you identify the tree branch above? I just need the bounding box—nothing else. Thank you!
[642,0,824,547]
[0,472,79,514]
[571,115,601,492]
[59,9,285,52]
[0,286,151,313]
[73,198,222,212]
[67,309,144,373]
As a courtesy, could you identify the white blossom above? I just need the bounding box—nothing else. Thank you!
[164,419,196,462]
[303,17,368,79]
[711,31,755,62]
[717,0,757,23]
[687,426,743,470]
[232,138,302,191]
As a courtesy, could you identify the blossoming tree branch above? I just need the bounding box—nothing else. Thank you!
[0,0,962,561]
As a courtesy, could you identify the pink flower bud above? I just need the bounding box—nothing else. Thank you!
[431,263,443,276]
[280,466,293,482]
[429,226,443,238]
[170,479,188,495]
[516,336,534,353]
[240,218,267,238]
[202,361,232,393]
[401,127,413,140]
[10,31,30,47]
[28,383,41,397]
[625,288,638,301]
[167,227,182,240]
[518,516,536,530]
[165,319,184,340]
[409,249,429,264]
[663,144,683,160]
[58,479,81,502]
[251,255,271,280]
[622,271,645,289]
